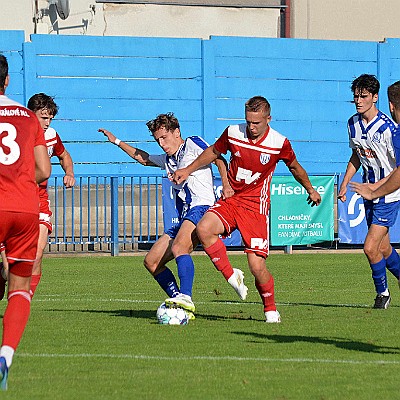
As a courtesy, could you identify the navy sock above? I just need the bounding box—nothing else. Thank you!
[385,247,400,279]
[176,254,195,298]
[370,258,388,294]
[154,268,180,297]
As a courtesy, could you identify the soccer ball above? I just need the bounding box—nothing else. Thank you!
[156,302,189,325]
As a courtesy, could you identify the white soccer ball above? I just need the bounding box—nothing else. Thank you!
[156,302,189,325]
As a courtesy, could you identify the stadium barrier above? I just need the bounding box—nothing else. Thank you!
[47,174,163,256]
[46,173,339,256]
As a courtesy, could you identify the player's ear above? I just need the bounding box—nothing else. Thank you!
[4,75,9,90]
[372,93,378,103]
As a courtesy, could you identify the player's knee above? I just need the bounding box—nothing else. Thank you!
[143,256,156,275]
[196,220,210,242]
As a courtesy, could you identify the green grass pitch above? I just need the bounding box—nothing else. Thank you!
[2,252,400,399]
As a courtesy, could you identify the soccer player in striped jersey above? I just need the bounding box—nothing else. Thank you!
[99,113,231,318]
[173,96,321,323]
[339,74,400,309]
[0,55,51,390]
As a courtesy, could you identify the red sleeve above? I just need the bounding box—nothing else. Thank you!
[280,138,296,166]
[53,132,66,157]
[214,127,229,155]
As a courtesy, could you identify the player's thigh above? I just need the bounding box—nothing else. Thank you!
[197,211,225,240]
[171,219,198,255]
[144,234,174,272]
[36,224,49,256]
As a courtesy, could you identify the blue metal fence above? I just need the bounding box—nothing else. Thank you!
[47,174,163,255]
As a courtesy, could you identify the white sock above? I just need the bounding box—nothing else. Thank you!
[0,345,14,368]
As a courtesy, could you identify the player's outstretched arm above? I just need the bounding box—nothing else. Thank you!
[173,145,219,184]
[98,128,156,166]
[35,145,51,184]
[287,158,321,206]
[58,149,75,188]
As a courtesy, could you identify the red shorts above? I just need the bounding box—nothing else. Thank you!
[39,196,53,233]
[0,211,39,277]
[208,197,270,258]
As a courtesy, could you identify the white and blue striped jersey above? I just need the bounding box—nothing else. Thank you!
[348,111,400,203]
[149,136,216,218]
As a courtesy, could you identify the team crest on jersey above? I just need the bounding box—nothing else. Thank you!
[260,153,270,165]
[372,131,382,143]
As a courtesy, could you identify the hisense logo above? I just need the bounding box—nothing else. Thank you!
[271,183,325,196]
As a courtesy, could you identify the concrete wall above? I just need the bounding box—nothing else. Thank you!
[2,0,400,41]
[2,0,280,40]
[291,0,400,41]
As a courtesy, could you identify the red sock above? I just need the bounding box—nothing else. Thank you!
[30,274,42,297]
[204,239,234,280]
[256,276,276,312]
[2,290,31,350]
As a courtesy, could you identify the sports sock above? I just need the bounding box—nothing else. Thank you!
[30,273,42,297]
[255,276,276,312]
[385,247,400,279]
[176,254,194,298]
[154,268,180,298]
[2,290,31,355]
[203,238,234,280]
[370,258,388,294]
[0,345,14,368]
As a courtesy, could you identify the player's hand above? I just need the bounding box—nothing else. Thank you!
[307,190,321,207]
[337,186,347,202]
[221,183,234,199]
[63,173,75,188]
[349,181,373,200]
[173,169,189,185]
[98,128,117,144]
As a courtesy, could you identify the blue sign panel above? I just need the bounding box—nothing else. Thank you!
[338,173,400,244]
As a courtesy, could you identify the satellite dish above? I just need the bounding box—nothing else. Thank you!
[54,0,70,20]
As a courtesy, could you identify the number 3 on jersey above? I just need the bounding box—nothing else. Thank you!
[236,167,261,184]
[0,123,21,165]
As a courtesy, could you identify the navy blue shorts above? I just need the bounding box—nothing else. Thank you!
[165,205,210,239]
[364,200,400,228]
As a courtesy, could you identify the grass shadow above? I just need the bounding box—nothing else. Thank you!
[232,331,400,354]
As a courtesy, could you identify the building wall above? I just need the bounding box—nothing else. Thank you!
[2,1,400,42]
[2,0,280,40]
[291,0,400,41]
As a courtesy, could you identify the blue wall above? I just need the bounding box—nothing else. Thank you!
[2,30,400,176]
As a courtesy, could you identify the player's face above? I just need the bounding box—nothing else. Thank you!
[35,108,54,131]
[353,89,378,115]
[245,111,271,139]
[153,127,182,156]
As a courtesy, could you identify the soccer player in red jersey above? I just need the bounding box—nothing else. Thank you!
[27,93,75,296]
[173,96,321,323]
[0,55,51,389]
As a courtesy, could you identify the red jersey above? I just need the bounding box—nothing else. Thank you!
[0,95,45,214]
[214,123,296,215]
[38,127,65,200]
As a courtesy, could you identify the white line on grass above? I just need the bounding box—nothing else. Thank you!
[17,352,400,365]
[34,297,371,308]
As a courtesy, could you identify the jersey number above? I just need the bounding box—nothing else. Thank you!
[235,167,260,184]
[0,123,21,165]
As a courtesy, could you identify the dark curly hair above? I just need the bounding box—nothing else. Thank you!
[146,113,180,134]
